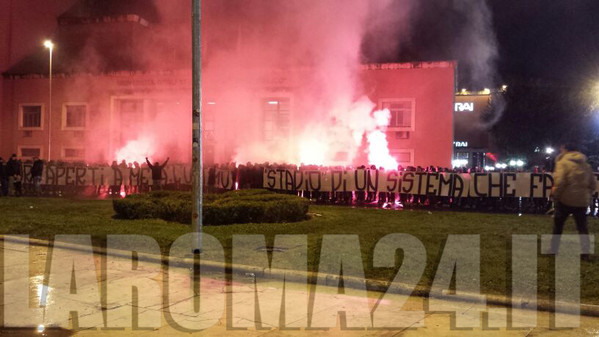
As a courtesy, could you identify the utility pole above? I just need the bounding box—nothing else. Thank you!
[191,0,203,253]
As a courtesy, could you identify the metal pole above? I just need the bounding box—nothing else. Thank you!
[48,45,52,161]
[192,0,203,254]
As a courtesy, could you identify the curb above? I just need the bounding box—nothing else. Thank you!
[3,235,599,318]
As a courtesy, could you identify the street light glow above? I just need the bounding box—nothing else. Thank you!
[43,40,54,49]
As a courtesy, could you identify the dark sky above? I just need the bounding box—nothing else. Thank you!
[378,0,599,88]
[491,0,599,83]
[3,0,599,86]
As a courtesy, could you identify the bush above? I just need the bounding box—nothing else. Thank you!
[113,190,309,226]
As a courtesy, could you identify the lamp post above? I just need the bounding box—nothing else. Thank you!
[44,40,54,161]
[191,0,203,253]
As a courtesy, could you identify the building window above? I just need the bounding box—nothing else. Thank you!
[455,151,470,160]
[395,131,410,139]
[391,149,414,166]
[19,146,42,159]
[63,148,86,160]
[19,104,43,130]
[263,98,290,141]
[380,99,415,131]
[63,103,87,130]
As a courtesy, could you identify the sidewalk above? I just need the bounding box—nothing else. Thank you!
[1,237,599,336]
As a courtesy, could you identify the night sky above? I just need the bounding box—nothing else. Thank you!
[492,0,599,83]
[373,0,599,88]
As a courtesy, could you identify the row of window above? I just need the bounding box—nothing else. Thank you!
[261,98,415,142]
[19,103,87,130]
[17,146,86,160]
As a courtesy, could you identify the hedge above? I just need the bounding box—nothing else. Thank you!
[113,190,309,226]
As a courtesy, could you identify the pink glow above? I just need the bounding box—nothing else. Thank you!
[115,137,155,164]
[367,109,398,170]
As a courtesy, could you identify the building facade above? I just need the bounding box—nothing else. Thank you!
[1,0,456,168]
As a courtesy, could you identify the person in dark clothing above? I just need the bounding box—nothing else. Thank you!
[6,154,21,196]
[145,157,170,191]
[31,157,44,196]
[0,157,7,196]
[549,143,596,261]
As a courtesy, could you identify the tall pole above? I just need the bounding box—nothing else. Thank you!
[44,40,54,161]
[192,0,203,253]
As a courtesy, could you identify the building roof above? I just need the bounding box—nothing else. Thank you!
[58,0,159,26]
[2,0,180,78]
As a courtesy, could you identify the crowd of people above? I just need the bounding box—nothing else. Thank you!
[0,154,44,197]
[2,154,598,216]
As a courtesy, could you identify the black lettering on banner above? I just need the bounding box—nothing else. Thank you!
[130,169,140,186]
[216,170,232,189]
[415,172,426,195]
[293,170,304,191]
[55,167,67,186]
[503,173,516,197]
[307,171,321,191]
[542,174,554,199]
[530,174,543,198]
[65,167,76,186]
[488,173,503,197]
[473,173,488,197]
[22,165,32,184]
[331,170,343,193]
[170,167,180,184]
[438,173,453,197]
[112,167,123,186]
[426,173,439,196]
[276,169,286,190]
[386,171,399,192]
[284,170,294,191]
[266,169,276,189]
[452,174,464,197]
[45,166,56,185]
[88,167,98,185]
[75,167,87,186]
[182,166,192,184]
[355,169,367,192]
[367,169,379,192]
[401,172,414,194]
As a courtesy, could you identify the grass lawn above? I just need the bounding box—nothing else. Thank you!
[1,197,598,304]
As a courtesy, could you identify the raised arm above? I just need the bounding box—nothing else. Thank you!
[162,157,170,168]
[145,157,153,169]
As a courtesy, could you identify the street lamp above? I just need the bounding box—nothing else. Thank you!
[44,40,54,161]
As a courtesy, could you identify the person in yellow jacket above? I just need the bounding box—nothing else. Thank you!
[550,142,597,260]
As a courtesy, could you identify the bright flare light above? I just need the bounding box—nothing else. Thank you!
[366,109,398,170]
[115,137,155,164]
[516,160,525,167]
[299,138,327,165]
[366,130,398,170]
[509,160,516,166]
[545,147,555,154]
[43,40,54,49]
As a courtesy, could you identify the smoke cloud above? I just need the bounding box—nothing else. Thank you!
[56,0,500,165]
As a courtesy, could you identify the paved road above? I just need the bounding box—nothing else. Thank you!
[1,237,598,336]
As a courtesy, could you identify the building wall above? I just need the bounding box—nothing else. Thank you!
[2,71,192,162]
[2,63,455,166]
[361,63,456,168]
